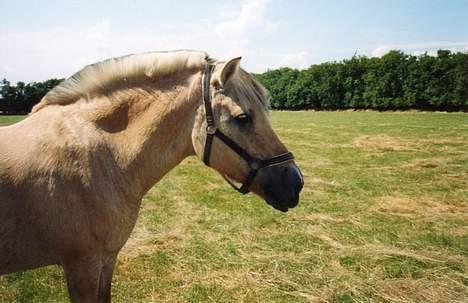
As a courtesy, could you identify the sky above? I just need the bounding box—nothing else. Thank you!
[1,0,467,83]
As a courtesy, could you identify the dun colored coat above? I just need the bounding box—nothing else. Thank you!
[0,50,303,302]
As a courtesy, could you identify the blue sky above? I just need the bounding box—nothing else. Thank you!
[1,0,467,83]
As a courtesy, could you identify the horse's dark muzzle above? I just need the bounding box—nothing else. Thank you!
[261,164,304,212]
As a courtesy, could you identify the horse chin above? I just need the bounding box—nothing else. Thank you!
[264,192,299,213]
[265,199,290,212]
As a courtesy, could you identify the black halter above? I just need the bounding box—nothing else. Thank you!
[202,64,295,194]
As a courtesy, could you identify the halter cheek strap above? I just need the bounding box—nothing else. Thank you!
[202,64,294,194]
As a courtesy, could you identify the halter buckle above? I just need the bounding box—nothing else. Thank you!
[206,125,217,135]
[249,159,261,171]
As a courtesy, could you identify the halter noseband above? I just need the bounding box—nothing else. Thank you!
[202,64,294,194]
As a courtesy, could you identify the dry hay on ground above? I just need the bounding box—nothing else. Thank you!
[374,196,467,220]
[291,212,361,225]
[353,134,467,154]
[352,134,417,152]
[121,195,197,258]
[303,174,339,187]
[376,277,467,303]
[417,137,467,145]
[401,157,449,169]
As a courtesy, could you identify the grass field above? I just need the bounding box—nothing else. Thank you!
[0,111,467,303]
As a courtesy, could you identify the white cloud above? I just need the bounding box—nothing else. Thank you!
[0,20,192,82]
[371,41,468,57]
[211,0,283,71]
[278,51,310,69]
[371,46,389,57]
[0,1,284,82]
[215,0,275,37]
[0,66,15,74]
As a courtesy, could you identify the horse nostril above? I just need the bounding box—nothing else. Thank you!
[295,174,304,193]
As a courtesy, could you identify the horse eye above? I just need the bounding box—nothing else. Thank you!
[234,113,251,123]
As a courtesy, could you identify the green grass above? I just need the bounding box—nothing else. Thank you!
[1,111,467,302]
[0,115,24,126]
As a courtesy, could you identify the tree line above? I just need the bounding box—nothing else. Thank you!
[255,50,467,111]
[0,78,63,114]
[1,50,467,114]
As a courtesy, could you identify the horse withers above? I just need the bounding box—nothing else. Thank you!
[0,50,303,302]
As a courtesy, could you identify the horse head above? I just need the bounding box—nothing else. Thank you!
[192,57,304,212]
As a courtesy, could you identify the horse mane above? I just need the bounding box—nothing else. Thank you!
[32,50,211,113]
[31,49,270,113]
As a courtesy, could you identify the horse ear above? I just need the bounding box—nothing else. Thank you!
[220,57,242,86]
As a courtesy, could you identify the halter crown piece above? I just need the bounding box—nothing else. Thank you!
[201,63,295,194]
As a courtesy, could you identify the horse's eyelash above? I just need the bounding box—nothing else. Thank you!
[235,113,251,122]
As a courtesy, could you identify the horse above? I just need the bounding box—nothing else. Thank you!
[0,50,303,302]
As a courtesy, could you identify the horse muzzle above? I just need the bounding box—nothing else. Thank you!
[259,163,304,212]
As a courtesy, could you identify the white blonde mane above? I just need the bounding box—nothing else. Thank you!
[32,50,210,113]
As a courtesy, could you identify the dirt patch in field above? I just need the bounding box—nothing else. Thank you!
[353,134,417,152]
[374,196,467,219]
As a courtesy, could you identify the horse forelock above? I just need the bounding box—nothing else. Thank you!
[31,50,211,113]
[227,68,270,112]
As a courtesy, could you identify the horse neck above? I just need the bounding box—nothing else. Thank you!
[106,72,202,200]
